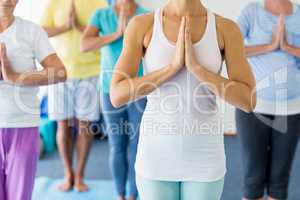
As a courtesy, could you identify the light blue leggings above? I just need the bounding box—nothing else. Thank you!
[136,176,224,200]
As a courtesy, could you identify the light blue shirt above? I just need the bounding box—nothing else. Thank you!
[89,6,148,93]
[237,2,300,114]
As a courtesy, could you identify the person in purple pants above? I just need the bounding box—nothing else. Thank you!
[0,1,67,200]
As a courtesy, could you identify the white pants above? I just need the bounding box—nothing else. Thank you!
[48,76,100,121]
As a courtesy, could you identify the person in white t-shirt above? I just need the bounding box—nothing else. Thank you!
[0,1,66,200]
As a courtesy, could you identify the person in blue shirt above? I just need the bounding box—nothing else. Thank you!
[236,1,300,200]
[107,0,116,5]
[81,1,148,200]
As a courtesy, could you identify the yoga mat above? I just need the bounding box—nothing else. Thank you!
[33,177,116,200]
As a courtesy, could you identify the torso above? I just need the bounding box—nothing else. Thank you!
[0,17,48,128]
[142,12,226,56]
[135,8,226,182]
[239,2,300,115]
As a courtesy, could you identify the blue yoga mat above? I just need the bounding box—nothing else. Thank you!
[33,177,116,200]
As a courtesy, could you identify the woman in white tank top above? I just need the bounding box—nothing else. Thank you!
[110,0,257,199]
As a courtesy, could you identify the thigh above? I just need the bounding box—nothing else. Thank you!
[235,109,272,198]
[5,128,39,200]
[126,98,147,142]
[48,81,74,121]
[0,129,6,200]
[101,93,129,148]
[236,110,272,176]
[0,170,5,200]
[181,178,225,200]
[269,114,300,184]
[75,77,100,122]
[136,175,180,200]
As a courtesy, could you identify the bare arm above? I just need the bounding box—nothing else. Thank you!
[110,14,185,108]
[244,15,284,57]
[282,42,300,59]
[81,9,128,52]
[43,25,71,37]
[1,44,66,86]
[80,25,121,52]
[43,1,74,37]
[244,44,274,57]
[186,18,256,112]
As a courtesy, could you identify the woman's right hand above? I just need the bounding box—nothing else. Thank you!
[270,15,285,51]
[171,17,186,72]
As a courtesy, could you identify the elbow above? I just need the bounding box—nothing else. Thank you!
[55,67,67,83]
[42,27,53,38]
[80,44,89,53]
[110,84,126,108]
[241,90,257,113]
[110,89,124,108]
[79,44,88,53]
[80,37,90,53]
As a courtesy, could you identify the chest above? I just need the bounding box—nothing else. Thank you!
[0,33,36,72]
[53,0,103,25]
[162,16,207,44]
[248,16,298,46]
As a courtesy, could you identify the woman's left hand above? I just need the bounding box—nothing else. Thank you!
[185,17,202,74]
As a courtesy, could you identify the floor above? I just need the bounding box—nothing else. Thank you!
[36,137,300,200]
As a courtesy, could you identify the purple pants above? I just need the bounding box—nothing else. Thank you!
[0,128,39,200]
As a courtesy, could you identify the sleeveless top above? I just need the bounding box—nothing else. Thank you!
[135,8,226,182]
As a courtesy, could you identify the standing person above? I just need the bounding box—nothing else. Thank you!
[0,1,66,200]
[236,1,300,200]
[109,0,257,199]
[81,1,148,199]
[107,0,116,5]
[41,0,107,192]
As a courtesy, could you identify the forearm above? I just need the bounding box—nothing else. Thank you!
[2,66,66,86]
[110,65,178,107]
[81,33,120,52]
[190,66,256,112]
[245,44,274,57]
[282,44,300,59]
[43,26,69,37]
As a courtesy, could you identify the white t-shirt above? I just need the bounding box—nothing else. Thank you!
[0,17,55,128]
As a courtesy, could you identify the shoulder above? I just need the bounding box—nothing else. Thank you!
[128,12,154,36]
[92,0,108,7]
[242,1,260,13]
[216,16,243,38]
[16,17,44,32]
[215,15,244,50]
[293,3,300,17]
[125,12,154,46]
[44,0,58,8]
[93,6,112,16]
[16,17,48,41]
[130,12,154,28]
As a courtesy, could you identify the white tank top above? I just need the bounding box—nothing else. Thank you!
[135,8,226,182]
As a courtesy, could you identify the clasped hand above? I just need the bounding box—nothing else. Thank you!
[0,43,11,81]
[171,17,201,73]
[65,1,79,30]
[271,15,289,51]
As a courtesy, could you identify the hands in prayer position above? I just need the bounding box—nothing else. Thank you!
[171,16,204,74]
